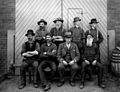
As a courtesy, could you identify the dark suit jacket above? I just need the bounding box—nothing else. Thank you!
[57,42,80,63]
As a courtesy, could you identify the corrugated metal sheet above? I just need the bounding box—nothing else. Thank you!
[15,0,107,65]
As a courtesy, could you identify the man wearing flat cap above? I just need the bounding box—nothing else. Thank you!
[35,19,48,46]
[69,17,85,62]
[50,17,66,47]
[57,31,80,87]
[19,29,40,89]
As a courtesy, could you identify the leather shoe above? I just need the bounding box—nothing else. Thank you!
[43,84,51,91]
[98,83,105,89]
[57,81,64,87]
[18,84,26,89]
[34,83,39,88]
[69,81,75,87]
[79,83,84,89]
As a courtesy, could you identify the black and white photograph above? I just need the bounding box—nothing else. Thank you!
[0,0,120,92]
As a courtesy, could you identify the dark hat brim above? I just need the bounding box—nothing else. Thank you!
[73,19,81,22]
[53,19,64,23]
[89,21,99,24]
[25,33,35,36]
[64,36,72,38]
[37,20,47,25]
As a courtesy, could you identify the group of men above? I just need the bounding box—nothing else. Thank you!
[19,17,105,91]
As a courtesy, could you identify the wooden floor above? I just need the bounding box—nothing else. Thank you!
[0,75,120,92]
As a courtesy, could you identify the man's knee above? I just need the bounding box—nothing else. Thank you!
[96,62,103,69]
[58,63,65,70]
[21,61,28,69]
[33,61,38,67]
[51,62,57,72]
[71,63,78,70]
[82,62,88,68]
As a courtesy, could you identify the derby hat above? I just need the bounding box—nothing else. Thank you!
[64,31,72,38]
[37,19,47,25]
[53,17,64,23]
[25,29,35,36]
[89,18,99,24]
[73,17,81,22]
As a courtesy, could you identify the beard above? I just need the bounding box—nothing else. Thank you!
[46,39,51,43]
[39,26,45,30]
[86,38,93,46]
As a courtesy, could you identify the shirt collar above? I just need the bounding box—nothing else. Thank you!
[46,42,52,47]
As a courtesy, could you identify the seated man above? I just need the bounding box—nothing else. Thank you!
[79,34,105,89]
[19,29,40,89]
[38,33,57,91]
[57,31,80,87]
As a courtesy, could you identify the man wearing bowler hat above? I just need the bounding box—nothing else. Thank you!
[35,19,48,45]
[85,18,103,47]
[57,31,80,87]
[50,17,66,47]
[69,17,85,56]
[19,29,40,89]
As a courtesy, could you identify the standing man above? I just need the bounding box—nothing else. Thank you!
[69,17,85,56]
[19,29,40,89]
[85,18,103,48]
[57,31,80,87]
[35,19,48,45]
[38,33,57,91]
[79,34,105,89]
[50,17,66,47]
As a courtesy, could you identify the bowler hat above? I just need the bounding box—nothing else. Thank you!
[86,33,94,38]
[25,29,35,36]
[64,31,72,38]
[37,19,47,25]
[73,17,81,22]
[53,17,64,23]
[89,18,99,24]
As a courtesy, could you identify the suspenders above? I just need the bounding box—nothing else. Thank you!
[88,29,98,41]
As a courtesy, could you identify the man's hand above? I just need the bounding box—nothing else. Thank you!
[62,60,68,66]
[43,52,47,55]
[22,53,33,57]
[69,60,75,65]
[92,60,97,65]
[85,60,90,65]
[43,37,45,39]
[27,51,39,55]
[53,36,63,41]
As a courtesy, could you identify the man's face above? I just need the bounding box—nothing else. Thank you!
[74,21,80,27]
[90,23,97,29]
[86,35,94,46]
[46,35,52,42]
[65,38,72,44]
[27,34,33,41]
[39,22,45,29]
[55,21,62,29]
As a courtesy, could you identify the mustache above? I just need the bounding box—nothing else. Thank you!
[40,26,45,30]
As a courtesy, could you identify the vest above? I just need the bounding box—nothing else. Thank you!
[64,48,72,63]
[84,44,97,62]
[25,41,36,52]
